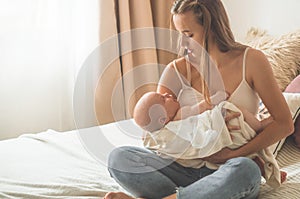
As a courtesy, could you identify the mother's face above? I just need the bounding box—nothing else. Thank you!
[173,10,205,50]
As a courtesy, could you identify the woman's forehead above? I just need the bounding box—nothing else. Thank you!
[173,11,198,32]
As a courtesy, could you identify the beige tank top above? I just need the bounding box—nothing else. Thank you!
[227,47,259,114]
[173,47,259,114]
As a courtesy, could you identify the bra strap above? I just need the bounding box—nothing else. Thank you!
[242,47,250,79]
[186,62,192,83]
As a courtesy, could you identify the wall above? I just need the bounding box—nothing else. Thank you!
[222,0,300,42]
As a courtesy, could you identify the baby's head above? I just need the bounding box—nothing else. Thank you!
[133,92,180,132]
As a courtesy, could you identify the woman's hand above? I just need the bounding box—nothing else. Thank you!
[202,148,235,164]
[224,110,241,131]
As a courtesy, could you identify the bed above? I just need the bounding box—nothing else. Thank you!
[1,115,300,199]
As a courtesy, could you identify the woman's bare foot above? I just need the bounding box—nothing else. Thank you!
[104,192,142,199]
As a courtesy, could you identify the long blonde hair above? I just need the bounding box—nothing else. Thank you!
[171,0,244,103]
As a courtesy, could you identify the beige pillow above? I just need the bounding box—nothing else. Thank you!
[245,28,300,91]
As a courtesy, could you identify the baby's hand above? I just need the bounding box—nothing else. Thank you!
[224,110,241,131]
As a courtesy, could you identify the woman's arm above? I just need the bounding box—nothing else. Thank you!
[205,49,294,163]
[235,49,294,154]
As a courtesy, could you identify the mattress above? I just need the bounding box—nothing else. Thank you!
[0,120,299,198]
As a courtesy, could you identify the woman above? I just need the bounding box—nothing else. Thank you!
[105,0,294,198]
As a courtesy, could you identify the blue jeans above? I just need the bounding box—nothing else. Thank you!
[107,146,261,199]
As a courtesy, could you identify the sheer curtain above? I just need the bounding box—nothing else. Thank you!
[0,0,99,140]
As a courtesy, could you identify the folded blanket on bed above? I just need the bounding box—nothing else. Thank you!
[143,101,281,188]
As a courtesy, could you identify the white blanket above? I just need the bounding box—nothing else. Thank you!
[143,101,281,188]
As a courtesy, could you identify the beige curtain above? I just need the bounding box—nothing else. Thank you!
[95,0,176,125]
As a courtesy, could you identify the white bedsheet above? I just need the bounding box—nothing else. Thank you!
[0,120,142,198]
[0,120,299,198]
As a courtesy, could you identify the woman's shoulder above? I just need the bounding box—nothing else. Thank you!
[231,46,265,59]
[166,57,187,74]
[246,47,267,60]
[167,57,185,67]
[243,47,275,87]
[245,47,272,72]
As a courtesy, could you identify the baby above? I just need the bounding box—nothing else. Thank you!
[133,91,286,187]
[133,91,270,133]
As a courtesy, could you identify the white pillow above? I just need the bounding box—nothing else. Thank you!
[283,93,300,118]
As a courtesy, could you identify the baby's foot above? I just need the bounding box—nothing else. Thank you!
[281,171,287,183]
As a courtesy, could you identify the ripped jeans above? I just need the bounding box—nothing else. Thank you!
[107,146,261,199]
